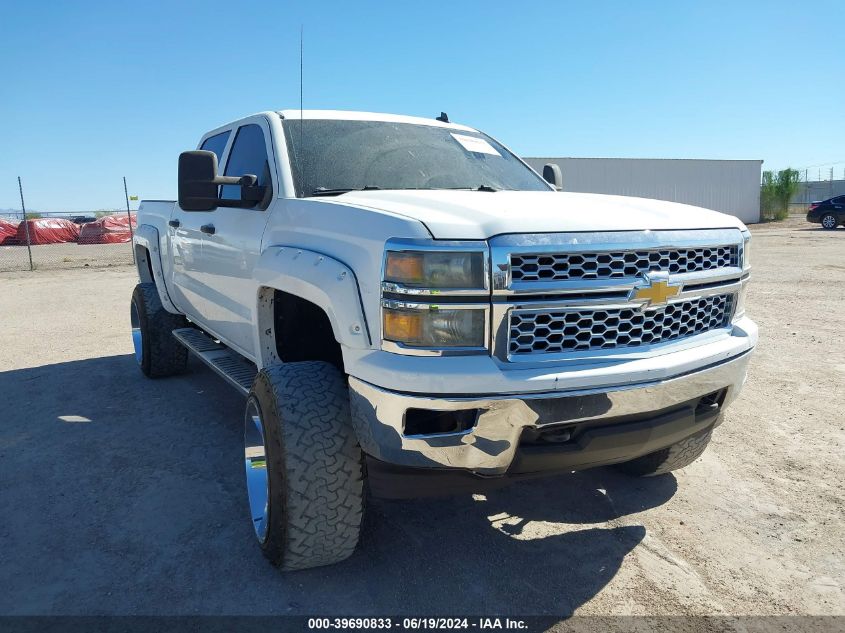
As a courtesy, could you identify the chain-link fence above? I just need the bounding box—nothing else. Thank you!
[0,176,138,273]
[0,211,136,272]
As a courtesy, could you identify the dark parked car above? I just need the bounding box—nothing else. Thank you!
[806,195,845,230]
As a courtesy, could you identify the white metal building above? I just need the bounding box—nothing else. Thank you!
[523,157,763,224]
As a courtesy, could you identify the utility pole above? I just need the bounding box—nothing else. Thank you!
[17,177,34,271]
[123,176,136,264]
[805,169,809,205]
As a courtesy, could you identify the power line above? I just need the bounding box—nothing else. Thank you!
[791,159,845,171]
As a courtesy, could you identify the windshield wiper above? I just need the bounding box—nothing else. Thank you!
[439,185,501,192]
[309,185,501,196]
[309,186,381,197]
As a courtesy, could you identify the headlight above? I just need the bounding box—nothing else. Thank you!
[383,303,486,348]
[741,231,751,269]
[384,250,485,289]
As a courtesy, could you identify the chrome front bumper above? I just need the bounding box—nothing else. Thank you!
[348,350,752,475]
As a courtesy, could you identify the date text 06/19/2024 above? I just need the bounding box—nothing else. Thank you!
[306,617,528,630]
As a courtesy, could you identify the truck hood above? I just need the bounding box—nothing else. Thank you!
[336,190,746,240]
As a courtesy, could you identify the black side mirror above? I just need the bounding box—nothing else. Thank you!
[178,150,267,211]
[179,151,219,211]
[542,163,563,191]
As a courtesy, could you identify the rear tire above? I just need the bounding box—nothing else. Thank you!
[615,427,713,477]
[245,361,364,571]
[821,214,838,230]
[130,283,188,378]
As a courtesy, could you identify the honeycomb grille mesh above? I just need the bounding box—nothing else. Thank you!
[509,295,734,355]
[510,246,739,282]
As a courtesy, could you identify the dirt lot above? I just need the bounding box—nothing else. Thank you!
[0,217,842,621]
[0,242,133,272]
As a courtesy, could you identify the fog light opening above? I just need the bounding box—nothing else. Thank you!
[403,408,479,436]
[695,389,726,416]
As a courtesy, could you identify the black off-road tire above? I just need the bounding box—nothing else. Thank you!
[615,427,713,477]
[131,283,188,378]
[820,214,838,230]
[248,361,364,571]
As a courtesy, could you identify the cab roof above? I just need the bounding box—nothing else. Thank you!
[276,109,478,132]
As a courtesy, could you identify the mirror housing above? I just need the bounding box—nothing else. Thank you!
[179,151,219,211]
[178,150,267,211]
[542,163,563,191]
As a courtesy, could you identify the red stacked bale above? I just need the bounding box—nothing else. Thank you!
[15,218,81,245]
[78,214,137,244]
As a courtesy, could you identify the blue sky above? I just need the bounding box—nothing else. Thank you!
[1,0,843,212]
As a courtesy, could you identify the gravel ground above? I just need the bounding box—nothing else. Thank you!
[0,242,134,272]
[0,216,842,621]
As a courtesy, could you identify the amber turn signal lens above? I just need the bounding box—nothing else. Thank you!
[383,309,423,342]
[385,252,425,285]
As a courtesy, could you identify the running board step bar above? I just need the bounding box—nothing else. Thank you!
[172,328,257,396]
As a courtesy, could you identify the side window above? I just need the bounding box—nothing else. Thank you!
[834,196,845,205]
[221,124,272,201]
[199,131,230,163]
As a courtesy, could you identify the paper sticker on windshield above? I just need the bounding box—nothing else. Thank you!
[450,133,501,156]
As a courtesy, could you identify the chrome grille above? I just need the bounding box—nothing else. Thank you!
[510,246,739,282]
[509,295,734,356]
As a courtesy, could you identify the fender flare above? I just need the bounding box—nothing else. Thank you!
[254,246,372,354]
[133,224,180,315]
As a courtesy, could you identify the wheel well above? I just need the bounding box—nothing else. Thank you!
[272,290,344,373]
[135,245,155,284]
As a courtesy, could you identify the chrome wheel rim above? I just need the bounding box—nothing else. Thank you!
[822,216,836,228]
[244,398,269,542]
[130,300,143,365]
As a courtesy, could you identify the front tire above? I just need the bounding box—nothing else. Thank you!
[245,361,364,571]
[821,214,838,230]
[130,283,188,378]
[615,427,713,477]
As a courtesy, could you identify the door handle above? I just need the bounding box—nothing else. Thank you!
[200,224,216,235]
[168,219,180,228]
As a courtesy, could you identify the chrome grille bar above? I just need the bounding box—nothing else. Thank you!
[490,229,746,296]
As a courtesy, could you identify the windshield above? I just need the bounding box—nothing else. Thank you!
[282,119,550,197]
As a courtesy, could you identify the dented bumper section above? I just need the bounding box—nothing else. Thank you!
[348,350,752,476]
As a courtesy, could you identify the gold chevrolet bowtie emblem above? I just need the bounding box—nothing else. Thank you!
[630,272,681,309]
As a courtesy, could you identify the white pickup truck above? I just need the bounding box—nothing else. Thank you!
[132,110,757,570]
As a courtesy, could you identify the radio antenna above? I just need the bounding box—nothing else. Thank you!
[299,24,305,194]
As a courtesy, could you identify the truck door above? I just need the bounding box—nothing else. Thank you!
[191,118,276,359]
[168,130,232,319]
